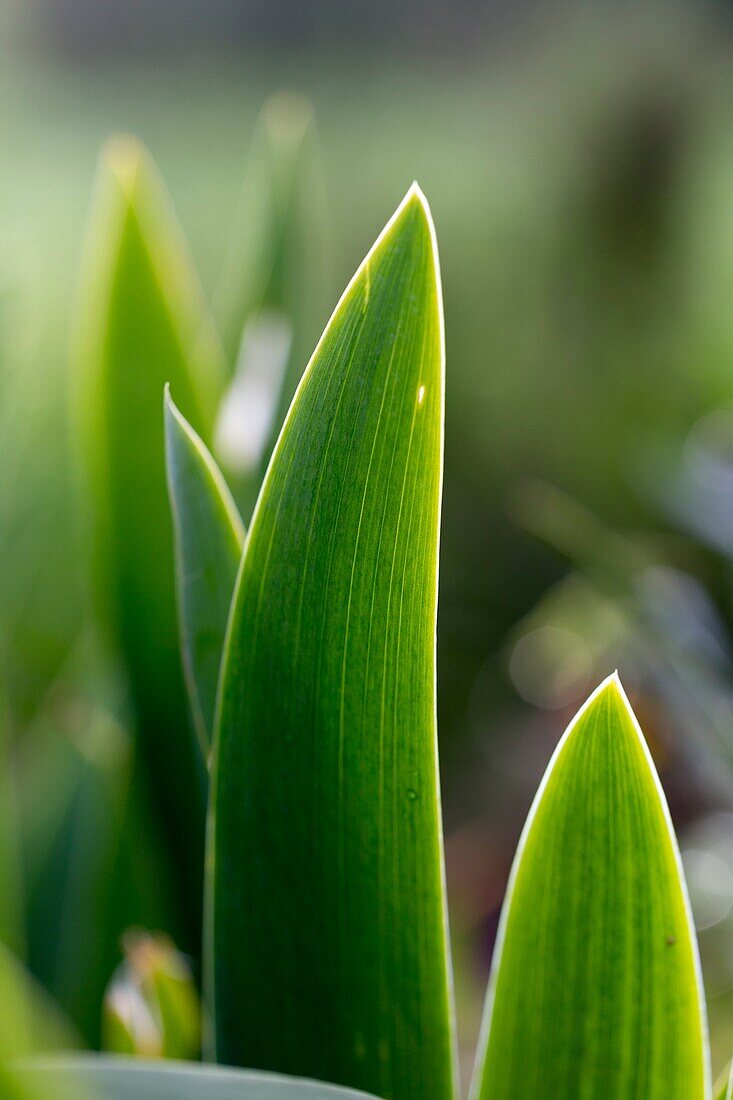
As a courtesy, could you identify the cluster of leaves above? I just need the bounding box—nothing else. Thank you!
[0,102,720,1100]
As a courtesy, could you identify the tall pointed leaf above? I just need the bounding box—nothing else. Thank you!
[470,675,710,1099]
[213,95,330,514]
[25,1057,380,1100]
[208,186,457,1100]
[213,93,328,372]
[73,136,225,952]
[165,388,244,754]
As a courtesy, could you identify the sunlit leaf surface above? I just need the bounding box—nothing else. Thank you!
[208,186,457,1100]
[471,675,710,1100]
[165,389,244,754]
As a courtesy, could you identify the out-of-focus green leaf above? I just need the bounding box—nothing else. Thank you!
[164,388,244,755]
[73,136,226,952]
[713,1061,731,1100]
[0,301,83,726]
[0,943,77,1057]
[208,186,457,1100]
[213,93,328,368]
[0,944,79,1099]
[103,930,200,1060]
[18,639,176,1046]
[470,675,709,1099]
[23,705,128,1044]
[213,94,329,513]
[25,1056,380,1100]
[0,675,23,955]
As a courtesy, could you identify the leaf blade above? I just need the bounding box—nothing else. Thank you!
[165,388,244,754]
[0,944,80,1100]
[24,1056,381,1100]
[74,136,225,951]
[213,95,330,516]
[208,185,457,1100]
[213,93,329,376]
[470,675,710,1099]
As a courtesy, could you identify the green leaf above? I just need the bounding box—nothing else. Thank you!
[73,135,226,952]
[24,1056,381,1100]
[23,701,130,1045]
[18,637,177,1046]
[213,93,329,373]
[212,94,330,515]
[0,944,79,1099]
[0,675,23,955]
[716,1060,733,1100]
[165,387,244,754]
[0,943,77,1058]
[470,675,710,1100]
[208,185,457,1100]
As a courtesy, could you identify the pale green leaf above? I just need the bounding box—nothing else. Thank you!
[73,135,226,950]
[212,94,329,512]
[165,387,244,754]
[0,944,79,1099]
[470,675,710,1100]
[24,1056,380,1100]
[208,185,457,1100]
[213,93,328,372]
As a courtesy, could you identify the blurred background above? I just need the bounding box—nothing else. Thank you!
[5,0,733,1083]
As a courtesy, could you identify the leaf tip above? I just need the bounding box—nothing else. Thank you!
[163,381,178,424]
[163,384,188,457]
[556,672,641,768]
[101,133,148,199]
[600,669,638,726]
[262,91,315,143]
[382,182,441,314]
[401,180,435,230]
[583,668,627,710]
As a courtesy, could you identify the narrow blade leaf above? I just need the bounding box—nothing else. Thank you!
[165,387,244,754]
[25,1056,380,1100]
[74,136,225,950]
[470,675,710,1099]
[208,186,457,1100]
[213,95,330,514]
[213,93,328,374]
